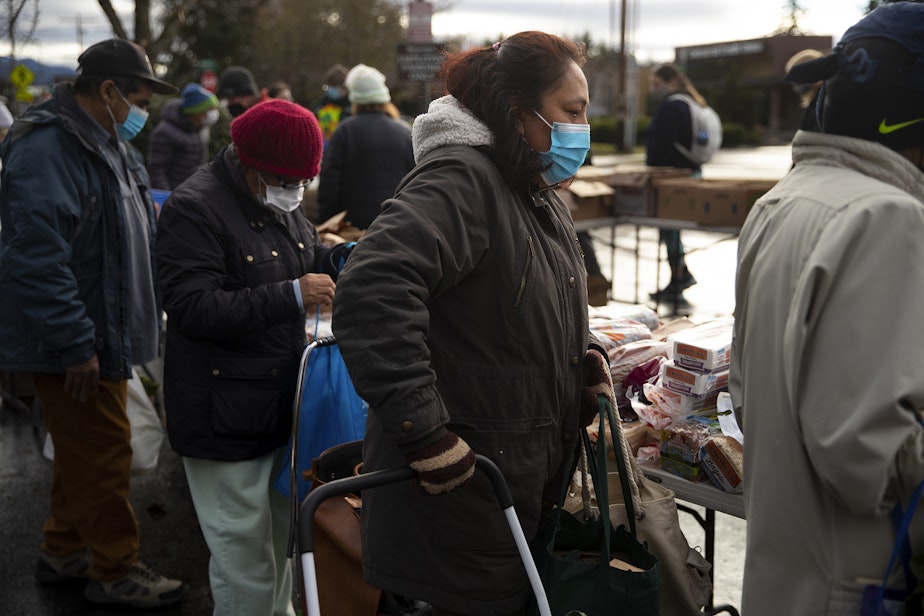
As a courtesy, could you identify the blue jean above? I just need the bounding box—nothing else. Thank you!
[659,229,686,279]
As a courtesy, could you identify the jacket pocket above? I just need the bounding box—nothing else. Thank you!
[209,355,291,436]
[512,235,535,311]
[240,243,291,288]
[432,419,551,550]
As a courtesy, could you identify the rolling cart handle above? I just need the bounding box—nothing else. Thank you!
[297,454,551,616]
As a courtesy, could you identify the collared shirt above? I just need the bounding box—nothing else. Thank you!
[80,106,159,365]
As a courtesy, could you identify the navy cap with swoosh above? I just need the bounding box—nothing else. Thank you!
[785,3,924,91]
[784,3,924,150]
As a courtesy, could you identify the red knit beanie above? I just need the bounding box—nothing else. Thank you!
[231,99,323,178]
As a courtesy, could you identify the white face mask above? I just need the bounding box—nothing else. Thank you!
[201,108,220,128]
[258,174,305,214]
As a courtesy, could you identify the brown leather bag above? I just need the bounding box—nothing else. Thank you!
[301,440,381,616]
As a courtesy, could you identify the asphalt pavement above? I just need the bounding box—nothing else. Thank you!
[0,397,214,616]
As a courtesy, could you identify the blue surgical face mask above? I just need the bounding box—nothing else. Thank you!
[534,111,591,186]
[325,86,343,100]
[106,88,149,141]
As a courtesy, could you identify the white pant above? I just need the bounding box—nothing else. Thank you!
[183,449,296,616]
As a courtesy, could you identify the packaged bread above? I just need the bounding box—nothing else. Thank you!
[666,316,734,374]
[657,416,721,482]
[700,435,744,493]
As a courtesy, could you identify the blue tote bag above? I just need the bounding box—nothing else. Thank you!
[274,337,368,503]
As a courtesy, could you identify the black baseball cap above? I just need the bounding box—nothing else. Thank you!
[784,3,924,149]
[77,38,177,95]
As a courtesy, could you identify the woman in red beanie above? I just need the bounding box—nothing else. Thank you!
[333,31,609,615]
[155,99,353,616]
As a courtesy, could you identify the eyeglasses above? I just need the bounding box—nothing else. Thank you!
[278,177,310,190]
[259,173,310,191]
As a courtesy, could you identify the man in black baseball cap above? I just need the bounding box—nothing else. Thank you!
[0,38,186,608]
[731,3,924,614]
[785,1,924,150]
[77,38,176,95]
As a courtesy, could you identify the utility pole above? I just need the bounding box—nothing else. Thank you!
[617,0,629,152]
[59,14,106,53]
[75,14,84,49]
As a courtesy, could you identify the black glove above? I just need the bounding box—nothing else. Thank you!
[325,241,356,279]
[404,430,476,496]
[581,349,613,428]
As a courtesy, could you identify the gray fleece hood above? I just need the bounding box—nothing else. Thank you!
[411,95,494,163]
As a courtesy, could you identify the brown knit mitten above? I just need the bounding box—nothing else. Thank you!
[581,349,614,428]
[404,431,476,496]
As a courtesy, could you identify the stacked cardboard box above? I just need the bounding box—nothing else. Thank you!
[654,177,778,227]
[557,178,614,221]
[603,165,694,217]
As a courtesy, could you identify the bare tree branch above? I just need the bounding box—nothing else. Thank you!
[2,0,40,66]
[96,0,128,39]
[134,0,149,47]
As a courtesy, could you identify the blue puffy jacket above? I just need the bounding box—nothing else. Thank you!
[0,82,157,380]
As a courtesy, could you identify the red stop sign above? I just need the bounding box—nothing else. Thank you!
[200,69,219,93]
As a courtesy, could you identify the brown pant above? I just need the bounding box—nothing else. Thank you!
[33,373,138,581]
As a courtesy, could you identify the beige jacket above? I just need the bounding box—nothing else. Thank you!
[730,130,924,614]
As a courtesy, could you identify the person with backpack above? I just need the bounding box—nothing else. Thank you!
[646,62,720,311]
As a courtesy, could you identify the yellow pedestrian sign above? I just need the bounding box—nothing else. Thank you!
[10,63,34,103]
[10,63,34,89]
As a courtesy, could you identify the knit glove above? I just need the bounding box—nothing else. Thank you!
[404,430,476,496]
[581,348,614,428]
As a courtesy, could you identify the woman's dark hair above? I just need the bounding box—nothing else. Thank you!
[442,31,586,187]
[651,63,707,107]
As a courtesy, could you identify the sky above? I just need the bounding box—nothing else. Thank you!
[10,0,868,70]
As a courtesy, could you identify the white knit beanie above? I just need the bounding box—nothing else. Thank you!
[345,64,391,105]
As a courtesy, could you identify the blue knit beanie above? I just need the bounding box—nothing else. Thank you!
[181,82,218,115]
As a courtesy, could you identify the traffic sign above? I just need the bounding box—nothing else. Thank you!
[200,69,219,93]
[10,63,34,89]
[396,43,446,83]
[407,1,433,43]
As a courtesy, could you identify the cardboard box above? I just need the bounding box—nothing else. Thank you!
[701,179,777,227]
[606,165,693,217]
[667,317,734,374]
[653,177,699,221]
[575,165,620,182]
[660,362,729,398]
[557,181,614,221]
[656,178,777,227]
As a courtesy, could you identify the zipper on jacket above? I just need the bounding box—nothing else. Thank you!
[513,235,535,310]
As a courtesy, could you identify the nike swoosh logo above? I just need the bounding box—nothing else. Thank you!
[879,117,924,134]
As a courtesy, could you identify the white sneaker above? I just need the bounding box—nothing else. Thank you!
[84,561,187,609]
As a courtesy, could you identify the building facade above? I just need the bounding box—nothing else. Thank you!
[672,35,832,141]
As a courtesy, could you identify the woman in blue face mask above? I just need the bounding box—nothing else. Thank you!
[332,31,611,616]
